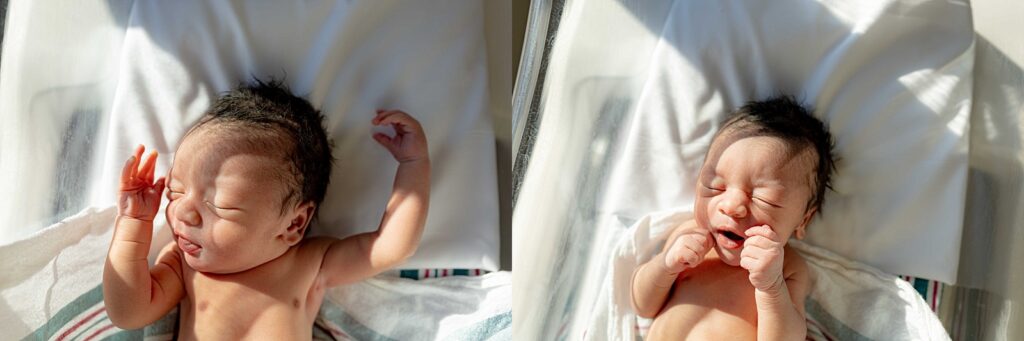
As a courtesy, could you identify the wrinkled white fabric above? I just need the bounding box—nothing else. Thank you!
[0,206,510,339]
[600,0,973,283]
[0,0,500,270]
[585,209,948,340]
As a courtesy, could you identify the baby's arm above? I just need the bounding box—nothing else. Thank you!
[741,226,808,340]
[631,220,713,318]
[319,110,430,286]
[103,145,185,329]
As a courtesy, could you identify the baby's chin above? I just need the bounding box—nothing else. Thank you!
[713,246,743,267]
[183,252,239,274]
[182,250,277,274]
[182,253,219,273]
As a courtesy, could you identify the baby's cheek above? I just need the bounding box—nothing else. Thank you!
[164,201,175,222]
[695,197,713,214]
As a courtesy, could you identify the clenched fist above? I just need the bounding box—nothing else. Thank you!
[740,225,785,292]
[663,228,714,274]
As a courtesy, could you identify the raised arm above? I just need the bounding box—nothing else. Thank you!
[741,226,808,340]
[319,110,430,287]
[631,220,713,318]
[103,145,185,329]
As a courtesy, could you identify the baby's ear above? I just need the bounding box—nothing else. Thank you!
[281,201,316,246]
[796,207,817,240]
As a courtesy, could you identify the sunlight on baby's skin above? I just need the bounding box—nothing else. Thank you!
[632,134,814,341]
[103,109,430,340]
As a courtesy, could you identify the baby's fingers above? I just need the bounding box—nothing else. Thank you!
[151,177,166,195]
[745,225,779,241]
[743,235,778,251]
[372,109,406,125]
[374,110,420,131]
[373,133,396,148]
[121,155,137,184]
[139,150,158,183]
[683,234,709,254]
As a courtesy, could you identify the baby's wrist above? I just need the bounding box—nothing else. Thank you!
[658,255,685,276]
[397,156,429,166]
[118,214,155,223]
[753,278,786,298]
[648,261,680,288]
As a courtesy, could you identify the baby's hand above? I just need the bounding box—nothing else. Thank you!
[663,228,714,274]
[118,145,165,221]
[740,225,786,293]
[372,109,429,163]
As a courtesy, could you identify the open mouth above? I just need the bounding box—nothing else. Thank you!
[722,230,745,242]
[715,228,746,249]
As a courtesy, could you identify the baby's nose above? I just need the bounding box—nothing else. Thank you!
[179,209,201,227]
[718,199,748,219]
[173,200,202,227]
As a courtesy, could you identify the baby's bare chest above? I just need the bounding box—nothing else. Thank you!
[178,252,327,339]
[647,262,759,340]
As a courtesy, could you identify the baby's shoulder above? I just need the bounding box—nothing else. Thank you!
[293,237,336,262]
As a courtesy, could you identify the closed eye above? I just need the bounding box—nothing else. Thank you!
[205,200,241,212]
[754,197,783,208]
[167,190,183,200]
[702,184,723,192]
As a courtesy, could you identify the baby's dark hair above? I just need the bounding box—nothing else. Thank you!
[189,78,334,218]
[719,95,837,213]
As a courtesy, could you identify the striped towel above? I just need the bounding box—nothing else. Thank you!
[1,206,510,340]
[395,268,490,280]
[900,275,944,313]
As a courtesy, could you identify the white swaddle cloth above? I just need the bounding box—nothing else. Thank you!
[585,210,949,340]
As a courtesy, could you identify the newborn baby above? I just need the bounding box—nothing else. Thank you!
[103,80,430,339]
[631,96,836,340]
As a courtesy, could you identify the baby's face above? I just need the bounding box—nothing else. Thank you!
[694,133,818,266]
[165,130,307,274]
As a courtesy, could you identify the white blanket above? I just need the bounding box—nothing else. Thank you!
[0,206,511,340]
[585,210,948,340]
[0,0,500,271]
[598,0,973,284]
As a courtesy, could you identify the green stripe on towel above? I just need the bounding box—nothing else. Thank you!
[445,311,511,341]
[397,269,486,280]
[400,269,420,279]
[805,298,872,341]
[913,278,929,298]
[21,285,136,341]
[317,300,398,341]
[23,284,176,341]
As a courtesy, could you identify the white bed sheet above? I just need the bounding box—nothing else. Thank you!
[0,206,511,339]
[600,0,973,284]
[583,210,949,341]
[514,0,973,337]
[0,0,500,270]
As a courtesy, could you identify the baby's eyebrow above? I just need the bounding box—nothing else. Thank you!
[751,174,786,186]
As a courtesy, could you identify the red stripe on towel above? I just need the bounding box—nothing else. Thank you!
[931,281,939,311]
[424,269,430,278]
[443,269,448,277]
[56,306,105,341]
[82,324,115,341]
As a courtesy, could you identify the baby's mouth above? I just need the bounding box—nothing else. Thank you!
[722,230,745,242]
[714,228,746,250]
[175,234,203,256]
